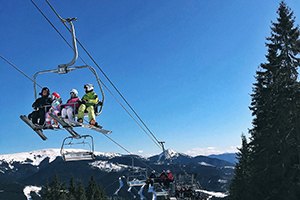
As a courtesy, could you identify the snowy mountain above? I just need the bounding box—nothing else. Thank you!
[0,149,234,199]
[209,153,237,164]
[148,148,192,164]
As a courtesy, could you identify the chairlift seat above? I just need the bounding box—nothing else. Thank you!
[62,151,95,161]
[60,135,95,162]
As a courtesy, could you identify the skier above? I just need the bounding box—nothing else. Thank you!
[61,89,80,120]
[159,170,167,186]
[147,170,157,189]
[28,87,52,125]
[77,84,101,127]
[45,92,62,128]
[164,169,173,188]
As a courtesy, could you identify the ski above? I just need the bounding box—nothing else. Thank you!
[49,114,112,135]
[68,119,112,134]
[20,115,48,141]
[49,114,81,138]
[81,123,112,135]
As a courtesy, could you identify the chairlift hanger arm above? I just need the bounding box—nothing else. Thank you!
[58,18,78,72]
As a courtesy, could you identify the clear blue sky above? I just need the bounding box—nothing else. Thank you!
[1,0,299,157]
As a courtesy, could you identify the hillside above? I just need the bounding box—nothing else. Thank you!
[0,149,234,199]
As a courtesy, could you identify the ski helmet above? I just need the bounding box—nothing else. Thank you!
[70,89,78,96]
[51,92,60,100]
[39,87,50,96]
[84,84,94,92]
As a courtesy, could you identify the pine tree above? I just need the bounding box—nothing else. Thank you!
[230,1,300,199]
[96,184,108,200]
[50,171,61,200]
[77,178,87,200]
[68,175,77,200]
[41,180,51,200]
[229,135,251,200]
[86,175,108,200]
[86,175,98,200]
[59,182,68,200]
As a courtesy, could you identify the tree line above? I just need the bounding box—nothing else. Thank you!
[41,172,108,200]
[229,1,300,199]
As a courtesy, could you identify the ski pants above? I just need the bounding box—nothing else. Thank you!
[61,106,75,119]
[77,104,95,122]
[46,110,60,123]
[29,109,46,125]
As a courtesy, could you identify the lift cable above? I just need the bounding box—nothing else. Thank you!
[31,0,161,150]
[43,0,162,149]
[0,55,43,89]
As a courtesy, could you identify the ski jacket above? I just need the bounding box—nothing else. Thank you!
[32,96,53,111]
[168,172,173,181]
[159,172,167,179]
[50,98,62,112]
[65,96,80,109]
[149,173,156,179]
[81,91,98,107]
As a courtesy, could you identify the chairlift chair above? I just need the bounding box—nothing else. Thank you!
[60,135,95,161]
[127,168,148,187]
[33,18,105,118]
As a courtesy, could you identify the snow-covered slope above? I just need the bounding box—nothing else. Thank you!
[0,149,125,174]
[0,149,60,170]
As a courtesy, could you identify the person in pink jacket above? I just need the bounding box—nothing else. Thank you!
[61,89,80,120]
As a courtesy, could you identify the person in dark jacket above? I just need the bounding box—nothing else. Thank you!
[147,170,157,188]
[159,170,167,186]
[28,87,52,125]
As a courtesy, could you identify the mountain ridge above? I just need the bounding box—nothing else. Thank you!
[0,148,234,199]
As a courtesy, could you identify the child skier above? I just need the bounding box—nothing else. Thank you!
[77,84,101,127]
[61,89,80,120]
[45,92,62,129]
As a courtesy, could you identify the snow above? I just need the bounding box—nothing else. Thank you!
[198,189,228,199]
[89,160,128,172]
[218,179,228,184]
[199,162,214,167]
[0,149,126,173]
[0,149,60,169]
[23,186,42,200]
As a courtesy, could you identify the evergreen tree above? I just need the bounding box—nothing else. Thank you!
[68,175,77,200]
[230,1,300,199]
[96,184,108,200]
[86,175,98,200]
[229,135,251,200]
[86,175,108,200]
[50,171,61,200]
[77,178,87,200]
[59,182,68,200]
[41,180,51,200]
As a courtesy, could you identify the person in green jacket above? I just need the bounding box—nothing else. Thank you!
[77,84,101,127]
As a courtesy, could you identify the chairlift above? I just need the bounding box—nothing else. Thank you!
[126,157,148,187]
[21,17,111,140]
[60,135,95,161]
[173,173,201,199]
[149,183,169,200]
[33,17,105,117]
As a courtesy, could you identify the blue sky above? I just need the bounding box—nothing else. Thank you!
[1,0,300,157]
